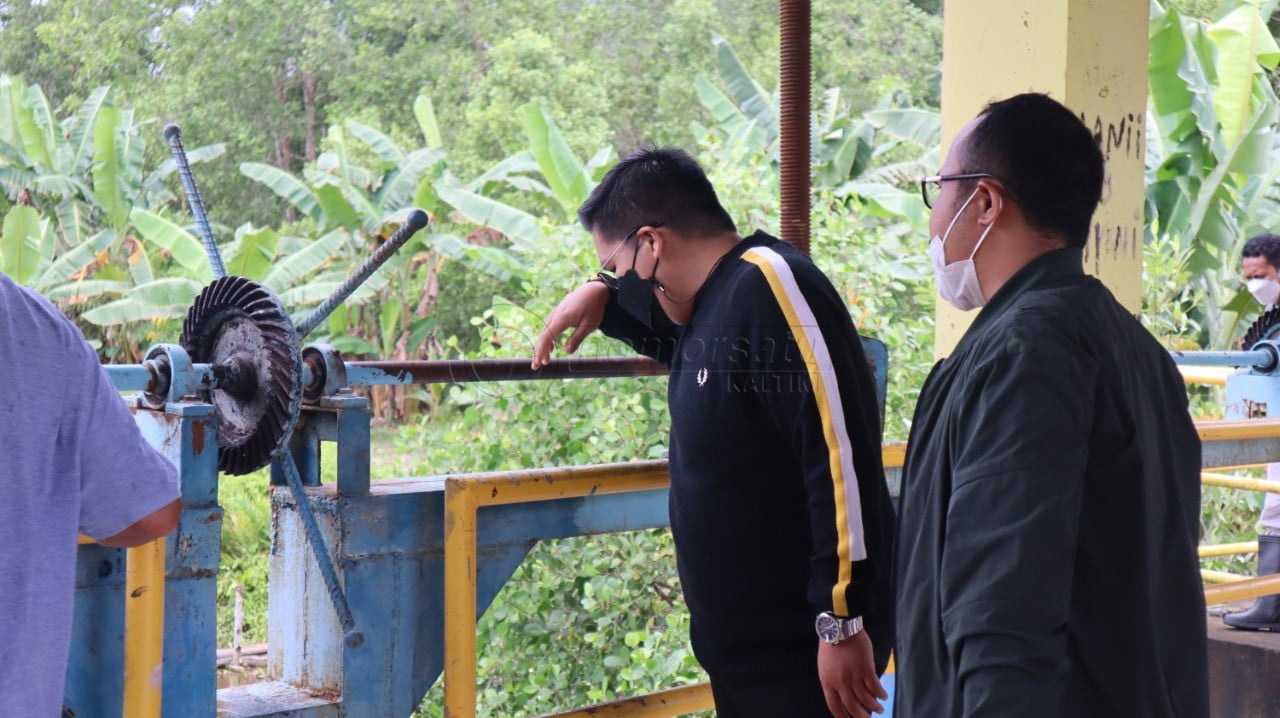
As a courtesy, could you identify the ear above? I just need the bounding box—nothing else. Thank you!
[638,224,667,261]
[974,179,1008,226]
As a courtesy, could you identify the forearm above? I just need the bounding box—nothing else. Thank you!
[597,291,678,364]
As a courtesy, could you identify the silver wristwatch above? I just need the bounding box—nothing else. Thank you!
[815,611,864,645]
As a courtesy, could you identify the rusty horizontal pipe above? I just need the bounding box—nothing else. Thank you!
[346,357,667,386]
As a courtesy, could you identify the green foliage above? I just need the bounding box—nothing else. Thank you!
[0,0,941,229]
[217,474,272,647]
[0,204,43,284]
[0,74,237,356]
[415,531,703,717]
[693,34,940,199]
[1147,0,1280,348]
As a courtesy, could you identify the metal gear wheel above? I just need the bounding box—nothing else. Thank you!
[1242,306,1280,350]
[180,276,302,475]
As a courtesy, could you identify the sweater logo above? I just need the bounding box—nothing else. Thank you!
[696,367,708,387]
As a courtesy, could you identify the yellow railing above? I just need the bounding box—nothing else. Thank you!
[442,461,697,718]
[95,418,1280,716]
[1179,365,1232,386]
[439,425,1280,715]
[1197,419,1280,604]
[442,445,908,718]
[77,535,166,718]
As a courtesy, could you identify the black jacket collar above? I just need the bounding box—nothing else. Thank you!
[951,246,1085,358]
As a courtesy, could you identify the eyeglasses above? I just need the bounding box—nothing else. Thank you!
[919,173,1007,209]
[595,223,662,289]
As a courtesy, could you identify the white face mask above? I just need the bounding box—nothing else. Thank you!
[1247,278,1280,308]
[929,188,997,311]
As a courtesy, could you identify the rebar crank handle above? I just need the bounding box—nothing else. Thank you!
[296,209,430,339]
[163,124,226,279]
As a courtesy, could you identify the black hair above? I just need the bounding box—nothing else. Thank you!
[1243,234,1280,269]
[961,93,1104,249]
[577,146,737,242]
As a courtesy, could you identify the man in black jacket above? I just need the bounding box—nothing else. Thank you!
[895,93,1208,717]
[532,147,896,718]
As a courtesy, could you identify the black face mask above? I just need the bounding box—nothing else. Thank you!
[615,241,659,329]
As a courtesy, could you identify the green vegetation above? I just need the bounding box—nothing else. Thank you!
[2,0,1278,714]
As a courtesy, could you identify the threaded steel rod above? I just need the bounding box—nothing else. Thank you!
[164,124,225,279]
[278,452,363,649]
[296,209,429,339]
[779,0,811,256]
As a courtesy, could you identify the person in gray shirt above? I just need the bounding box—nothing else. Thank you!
[0,270,182,716]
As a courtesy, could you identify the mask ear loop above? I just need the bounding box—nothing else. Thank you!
[940,188,980,248]
[656,261,697,305]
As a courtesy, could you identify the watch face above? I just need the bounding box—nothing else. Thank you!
[815,614,841,643]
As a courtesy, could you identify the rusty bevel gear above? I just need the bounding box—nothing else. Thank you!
[180,276,302,475]
[1241,306,1280,350]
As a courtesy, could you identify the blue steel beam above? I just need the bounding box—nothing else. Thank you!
[1171,349,1274,369]
[65,400,221,718]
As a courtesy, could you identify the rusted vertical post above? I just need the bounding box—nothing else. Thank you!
[779,0,811,256]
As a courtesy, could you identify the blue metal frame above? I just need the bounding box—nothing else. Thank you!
[67,338,890,716]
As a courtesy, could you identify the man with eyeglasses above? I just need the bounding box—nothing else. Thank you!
[532,146,896,718]
[894,93,1207,717]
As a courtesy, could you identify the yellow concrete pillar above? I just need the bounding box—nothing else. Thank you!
[936,0,1148,355]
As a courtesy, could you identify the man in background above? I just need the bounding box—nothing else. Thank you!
[0,271,182,717]
[1225,233,1280,631]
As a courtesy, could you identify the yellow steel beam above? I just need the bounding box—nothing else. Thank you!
[447,461,669,508]
[1205,575,1280,604]
[444,482,479,718]
[882,442,906,469]
[1202,472,1280,493]
[1202,569,1250,584]
[936,0,1148,355]
[123,538,165,718]
[1196,418,1280,441]
[1199,541,1259,557]
[538,683,715,718]
[1179,366,1232,386]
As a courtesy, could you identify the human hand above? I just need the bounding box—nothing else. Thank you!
[817,631,887,718]
[531,281,611,369]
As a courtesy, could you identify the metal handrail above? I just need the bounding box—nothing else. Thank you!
[441,445,908,717]
[440,420,1280,716]
[1179,365,1232,386]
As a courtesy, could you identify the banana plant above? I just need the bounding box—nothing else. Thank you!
[77,217,348,328]
[1147,0,1280,348]
[0,73,227,342]
[237,95,537,391]
[0,75,224,243]
[689,32,937,224]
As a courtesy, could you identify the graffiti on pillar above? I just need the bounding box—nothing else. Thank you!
[1079,110,1145,269]
[1084,111,1144,162]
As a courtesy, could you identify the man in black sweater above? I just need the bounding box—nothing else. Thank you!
[532,147,895,718]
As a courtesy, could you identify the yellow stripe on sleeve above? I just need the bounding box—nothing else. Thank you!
[742,247,864,615]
